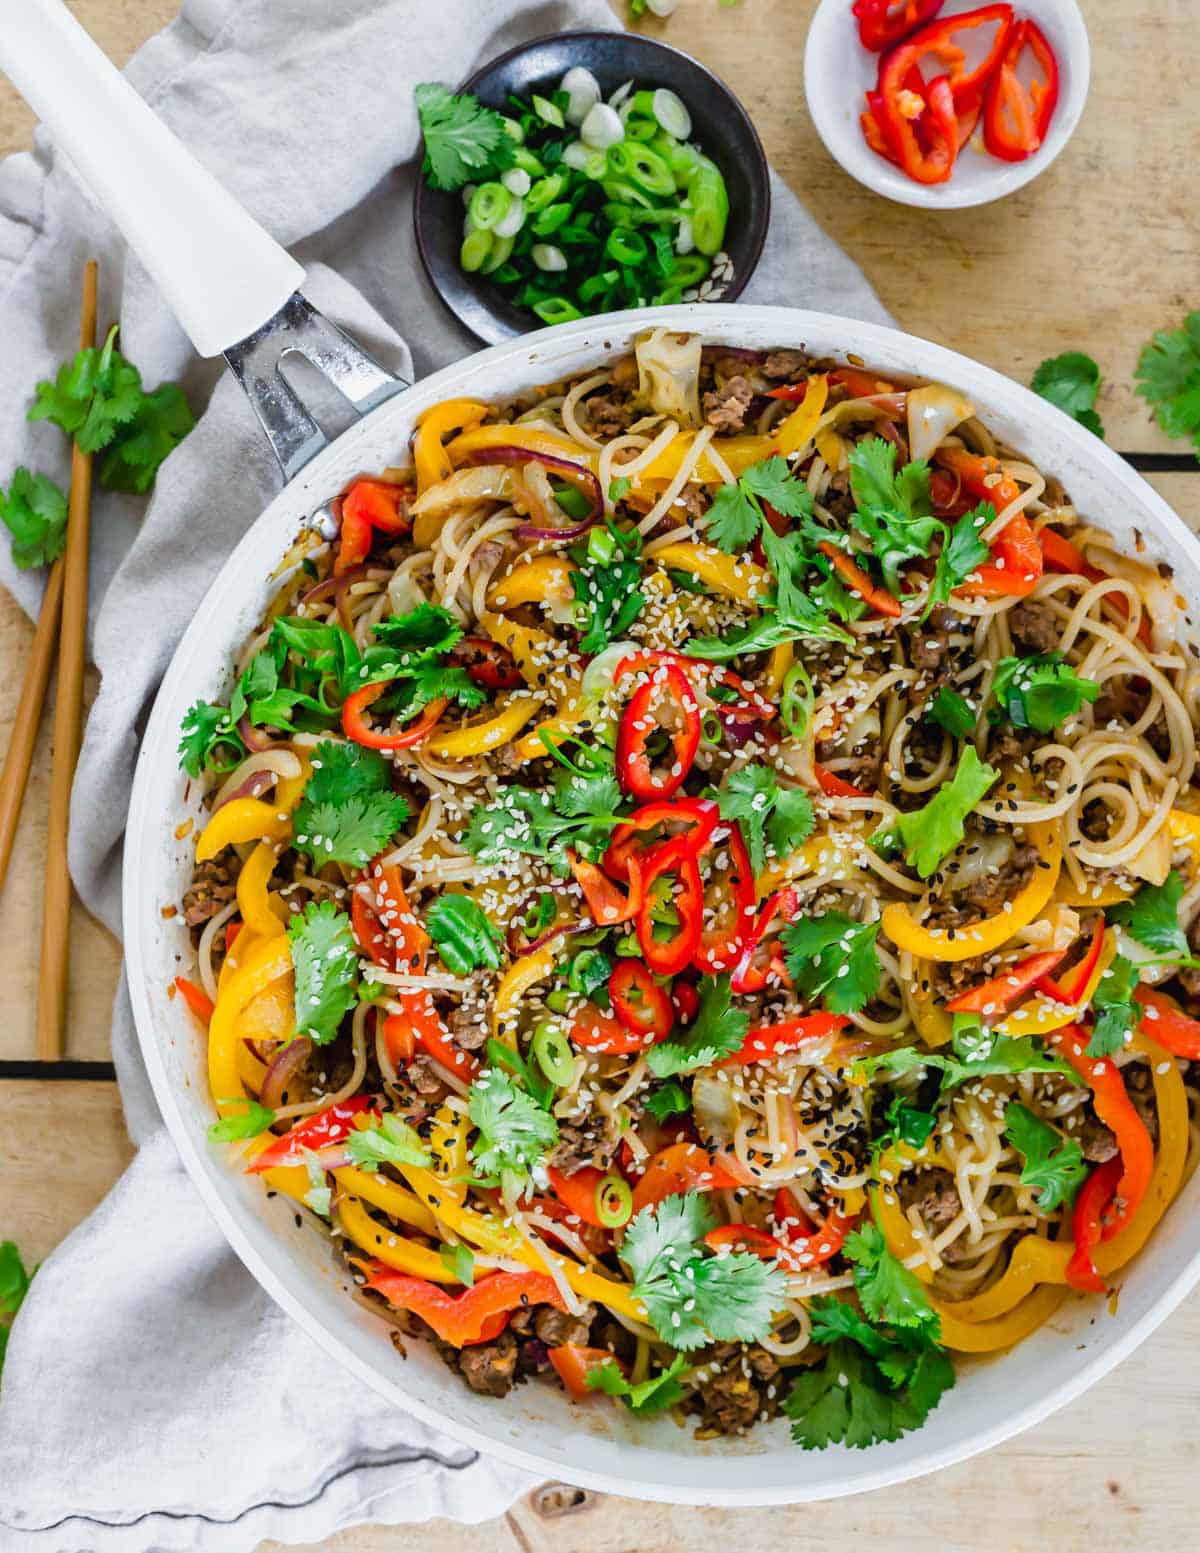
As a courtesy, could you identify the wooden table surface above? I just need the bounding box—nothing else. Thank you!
[1,1,1198,1547]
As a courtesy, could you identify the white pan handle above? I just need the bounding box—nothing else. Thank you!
[0,0,304,357]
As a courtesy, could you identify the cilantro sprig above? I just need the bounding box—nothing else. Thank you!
[467,1066,559,1195]
[1110,871,1194,961]
[415,83,516,192]
[425,894,504,976]
[855,1031,1078,1097]
[288,900,360,1045]
[991,653,1099,732]
[714,764,814,875]
[293,741,411,869]
[1032,352,1105,439]
[0,468,67,570]
[1135,312,1200,461]
[781,912,880,1015]
[586,1354,690,1414]
[927,686,976,738]
[646,974,748,1077]
[346,1113,432,1171]
[1085,953,1142,1058]
[0,1241,35,1382]
[1004,1102,1087,1212]
[620,1191,787,1351]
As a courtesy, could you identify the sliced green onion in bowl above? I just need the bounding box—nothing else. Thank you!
[460,228,493,272]
[595,1174,633,1228]
[533,297,582,325]
[532,243,568,273]
[492,196,526,239]
[468,182,511,230]
[580,102,625,150]
[561,66,602,127]
[501,167,531,197]
[652,87,692,141]
[532,1021,576,1087]
[533,94,565,129]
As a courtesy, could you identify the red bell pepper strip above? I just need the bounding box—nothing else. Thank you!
[884,4,1014,106]
[636,837,704,978]
[818,541,903,619]
[983,16,1059,163]
[453,636,523,690]
[569,1002,652,1055]
[944,946,1069,1015]
[878,71,958,185]
[603,797,719,882]
[1047,1024,1154,1244]
[954,88,985,150]
[175,976,214,1024]
[630,1141,747,1213]
[609,960,674,1041]
[568,850,646,928]
[773,1186,858,1269]
[363,1265,567,1347]
[342,683,447,750]
[731,888,800,995]
[335,480,412,576]
[814,762,872,799]
[1066,1156,1121,1294]
[386,994,481,1081]
[247,1095,376,1172]
[547,1344,624,1400]
[853,0,944,51]
[1036,916,1105,1006]
[351,863,430,975]
[956,511,1043,598]
[721,1012,851,1066]
[1137,989,1200,1060]
[616,662,701,802]
[546,1164,613,1228]
[936,446,1023,511]
[693,822,757,975]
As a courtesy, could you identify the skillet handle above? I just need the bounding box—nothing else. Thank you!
[0,0,302,358]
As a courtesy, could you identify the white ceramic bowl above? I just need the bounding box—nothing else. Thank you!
[125,303,1200,1505]
[803,0,1091,209]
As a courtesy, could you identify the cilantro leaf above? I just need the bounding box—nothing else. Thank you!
[688,601,852,661]
[288,901,359,1045]
[927,686,976,738]
[928,502,993,611]
[98,382,195,492]
[705,481,761,552]
[346,1113,432,1171]
[1032,352,1105,439]
[848,438,940,594]
[292,741,411,868]
[992,653,1099,732]
[1135,313,1200,459]
[0,1240,34,1382]
[1004,1102,1088,1213]
[768,786,817,859]
[0,467,68,569]
[415,83,515,192]
[644,1080,691,1123]
[1110,871,1190,959]
[620,1191,787,1351]
[844,1222,939,1333]
[1086,952,1142,1057]
[855,1033,1078,1095]
[29,325,143,452]
[572,554,645,655]
[715,765,814,875]
[586,1354,690,1414]
[782,912,880,1014]
[371,603,461,660]
[468,1067,559,1193]
[302,740,391,805]
[178,700,245,778]
[784,1337,954,1450]
[705,455,815,554]
[647,973,748,1077]
[207,1099,276,1142]
[806,1295,954,1406]
[463,779,623,873]
[425,894,504,975]
[742,455,814,517]
[874,745,998,879]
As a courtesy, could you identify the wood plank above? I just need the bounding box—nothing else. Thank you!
[0,1080,132,1264]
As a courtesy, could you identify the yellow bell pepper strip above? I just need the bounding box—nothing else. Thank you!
[445,423,597,470]
[634,388,829,484]
[399,1163,646,1321]
[424,694,542,760]
[235,977,294,1046]
[881,820,1062,963]
[649,542,771,605]
[995,931,1115,1041]
[493,931,570,1047]
[755,831,862,899]
[235,1041,267,1093]
[333,1165,439,1236]
[477,609,557,689]
[427,1103,471,1204]
[909,964,954,1048]
[765,642,793,701]
[775,373,829,455]
[413,398,488,493]
[274,754,311,817]
[236,841,286,939]
[932,1285,1068,1353]
[337,1194,460,1283]
[509,690,591,763]
[208,934,293,1117]
[1167,808,1200,878]
[487,556,577,610]
[1054,874,1137,909]
[195,797,291,862]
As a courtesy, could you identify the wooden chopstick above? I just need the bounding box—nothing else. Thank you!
[0,559,66,894]
[36,259,98,1062]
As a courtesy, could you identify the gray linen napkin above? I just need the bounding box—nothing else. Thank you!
[0,1,891,1547]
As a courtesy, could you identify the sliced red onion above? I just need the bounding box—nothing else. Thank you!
[212,764,276,813]
[299,562,383,632]
[718,714,761,748]
[236,715,280,755]
[259,1036,314,1110]
[468,447,602,540]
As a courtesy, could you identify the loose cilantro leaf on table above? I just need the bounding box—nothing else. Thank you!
[0,468,67,569]
[873,745,999,879]
[207,1099,277,1142]
[467,1067,559,1194]
[1086,952,1142,1058]
[293,740,411,869]
[647,974,748,1077]
[586,1354,690,1414]
[927,686,976,738]
[99,382,195,493]
[991,653,1099,732]
[346,1114,432,1171]
[848,438,940,595]
[1110,871,1191,959]
[715,763,814,875]
[289,900,359,1044]
[425,894,504,975]
[1004,1102,1087,1213]
[1135,312,1200,460]
[1032,352,1105,439]
[0,1240,34,1382]
[620,1191,787,1351]
[415,83,515,192]
[644,1080,691,1123]
[782,912,880,1015]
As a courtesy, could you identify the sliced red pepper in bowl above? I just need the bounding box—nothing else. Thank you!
[342,683,447,750]
[853,0,944,51]
[983,16,1060,162]
[731,887,800,995]
[878,71,958,185]
[883,4,1014,107]
[603,797,719,882]
[246,1094,376,1172]
[1065,1156,1121,1293]
[335,479,412,576]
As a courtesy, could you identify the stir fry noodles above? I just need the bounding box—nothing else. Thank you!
[176,332,1200,1448]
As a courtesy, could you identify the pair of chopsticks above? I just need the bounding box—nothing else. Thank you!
[0,261,97,1060]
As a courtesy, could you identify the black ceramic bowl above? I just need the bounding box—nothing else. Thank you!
[413,30,771,345]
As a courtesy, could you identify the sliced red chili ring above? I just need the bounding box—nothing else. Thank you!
[453,636,523,690]
[342,684,447,750]
[616,662,702,801]
[568,850,646,927]
[603,797,719,883]
[636,837,704,978]
[693,821,757,976]
[730,887,800,995]
[608,961,674,1041]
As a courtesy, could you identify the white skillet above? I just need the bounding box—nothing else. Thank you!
[4,0,1200,1508]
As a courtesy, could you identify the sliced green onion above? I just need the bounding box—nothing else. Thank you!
[502,167,531,197]
[561,66,602,127]
[580,102,625,149]
[502,116,524,144]
[601,178,655,210]
[532,296,583,326]
[595,1174,633,1228]
[587,525,618,565]
[468,182,512,231]
[781,659,815,739]
[493,196,526,239]
[606,142,675,198]
[579,269,620,304]
[532,1021,576,1087]
[702,710,722,743]
[479,233,515,275]
[460,228,493,273]
[532,243,567,272]
[533,94,565,128]
[670,254,710,287]
[614,934,641,957]
[546,989,572,1014]
[605,228,648,267]
[526,172,566,211]
[652,132,703,187]
[511,145,545,177]
[652,87,692,141]
[532,202,572,236]
[623,116,659,143]
[555,484,594,520]
[687,159,729,255]
[568,948,611,997]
